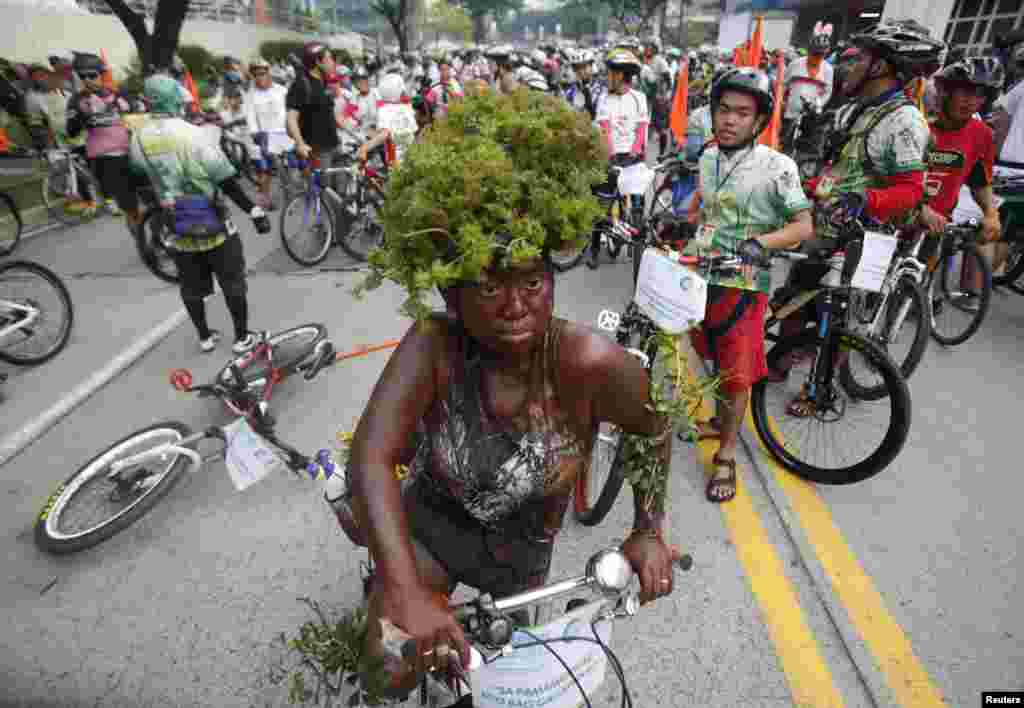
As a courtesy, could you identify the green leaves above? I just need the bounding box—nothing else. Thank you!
[358,89,607,319]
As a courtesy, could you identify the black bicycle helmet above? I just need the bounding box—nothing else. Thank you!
[809,33,831,54]
[935,56,1005,100]
[302,41,330,73]
[850,20,946,80]
[605,48,642,76]
[72,52,105,76]
[711,67,775,117]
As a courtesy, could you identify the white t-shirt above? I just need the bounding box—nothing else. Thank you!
[996,81,1024,176]
[377,102,418,164]
[596,89,649,156]
[246,84,293,155]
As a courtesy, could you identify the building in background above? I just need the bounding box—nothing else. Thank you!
[939,0,1024,62]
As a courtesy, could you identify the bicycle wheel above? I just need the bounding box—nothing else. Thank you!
[751,328,912,485]
[0,191,22,256]
[280,192,334,266]
[992,241,1024,291]
[136,210,181,284]
[549,236,588,272]
[35,422,194,554]
[0,260,74,365]
[338,183,385,262]
[840,278,930,401]
[929,243,992,346]
[41,156,101,226]
[216,323,327,386]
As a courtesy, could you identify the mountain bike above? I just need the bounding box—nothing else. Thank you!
[39,146,107,226]
[366,547,693,708]
[755,235,912,485]
[0,189,21,256]
[923,221,992,347]
[0,259,74,366]
[279,149,386,267]
[34,324,340,554]
[585,160,652,271]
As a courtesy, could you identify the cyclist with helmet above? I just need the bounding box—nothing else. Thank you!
[640,39,674,157]
[426,54,464,121]
[286,42,339,165]
[770,21,941,405]
[342,65,379,137]
[130,74,270,354]
[563,49,599,120]
[66,52,145,222]
[222,56,247,92]
[357,74,417,167]
[782,31,834,145]
[681,67,813,502]
[590,48,648,268]
[246,57,292,211]
[485,45,520,94]
[921,58,1003,243]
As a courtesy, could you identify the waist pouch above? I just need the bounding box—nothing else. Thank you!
[172,195,227,240]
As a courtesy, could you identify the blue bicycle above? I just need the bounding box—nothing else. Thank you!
[278,148,387,267]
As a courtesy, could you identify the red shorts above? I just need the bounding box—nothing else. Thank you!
[689,286,769,395]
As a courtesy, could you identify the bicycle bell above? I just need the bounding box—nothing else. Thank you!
[587,548,633,595]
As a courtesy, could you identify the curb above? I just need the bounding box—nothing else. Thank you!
[0,306,188,469]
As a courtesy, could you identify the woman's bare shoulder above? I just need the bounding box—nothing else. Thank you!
[554,319,623,382]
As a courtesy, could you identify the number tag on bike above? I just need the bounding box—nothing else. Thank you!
[633,248,707,334]
[223,417,283,491]
[850,230,898,293]
[618,163,655,196]
[470,599,612,708]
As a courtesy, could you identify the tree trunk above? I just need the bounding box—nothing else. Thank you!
[472,14,488,44]
[104,0,190,72]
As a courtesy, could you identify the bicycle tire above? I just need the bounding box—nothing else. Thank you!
[0,191,22,256]
[136,210,181,284]
[338,183,385,262]
[35,421,194,554]
[0,260,74,365]
[41,157,101,227]
[215,323,327,385]
[574,311,653,525]
[840,278,930,401]
[929,243,992,346]
[751,328,911,485]
[991,241,1024,290]
[549,237,588,272]
[280,192,334,266]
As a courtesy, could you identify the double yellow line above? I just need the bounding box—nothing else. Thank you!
[685,361,948,708]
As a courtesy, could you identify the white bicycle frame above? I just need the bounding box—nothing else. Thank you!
[0,297,41,342]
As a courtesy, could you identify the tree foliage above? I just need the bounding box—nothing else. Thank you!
[560,0,668,35]
[369,0,414,54]
[102,0,190,72]
[358,89,607,320]
[453,0,523,43]
[425,0,473,43]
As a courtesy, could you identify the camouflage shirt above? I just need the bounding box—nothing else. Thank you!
[685,144,811,294]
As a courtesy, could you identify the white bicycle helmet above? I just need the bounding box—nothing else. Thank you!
[515,66,549,91]
[378,73,405,103]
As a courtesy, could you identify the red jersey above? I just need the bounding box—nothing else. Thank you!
[925,117,995,217]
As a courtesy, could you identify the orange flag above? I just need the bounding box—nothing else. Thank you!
[759,53,785,149]
[183,70,200,112]
[100,48,115,90]
[669,61,689,146]
[748,16,764,69]
[733,46,743,65]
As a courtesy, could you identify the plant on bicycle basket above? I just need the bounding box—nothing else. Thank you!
[284,598,392,706]
[622,329,720,515]
[353,89,607,320]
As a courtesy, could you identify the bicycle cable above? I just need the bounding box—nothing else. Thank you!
[510,628,593,708]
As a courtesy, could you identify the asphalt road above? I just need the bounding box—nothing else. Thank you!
[0,207,1021,708]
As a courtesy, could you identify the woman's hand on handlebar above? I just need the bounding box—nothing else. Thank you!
[378,580,469,674]
[621,531,683,605]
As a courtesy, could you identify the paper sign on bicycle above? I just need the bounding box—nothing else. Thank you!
[617,163,656,196]
[470,599,612,708]
[223,417,284,491]
[633,247,707,334]
[850,231,898,293]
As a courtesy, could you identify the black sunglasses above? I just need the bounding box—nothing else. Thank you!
[79,71,101,80]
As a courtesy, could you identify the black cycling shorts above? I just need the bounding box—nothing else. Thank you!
[174,233,247,300]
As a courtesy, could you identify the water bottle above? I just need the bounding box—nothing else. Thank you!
[822,252,845,288]
[318,450,367,546]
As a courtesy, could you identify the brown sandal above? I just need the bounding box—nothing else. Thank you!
[706,454,737,503]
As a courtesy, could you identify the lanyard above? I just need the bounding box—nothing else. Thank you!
[714,144,756,192]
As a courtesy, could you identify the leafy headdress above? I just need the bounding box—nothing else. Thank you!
[357,88,608,319]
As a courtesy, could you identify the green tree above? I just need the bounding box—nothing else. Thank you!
[101,0,191,72]
[370,0,415,54]
[426,0,473,43]
[560,0,669,36]
[454,0,524,44]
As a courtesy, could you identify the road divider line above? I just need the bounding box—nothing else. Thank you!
[685,361,847,708]
[746,410,949,708]
[0,307,188,470]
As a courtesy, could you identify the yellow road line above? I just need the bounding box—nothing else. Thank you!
[747,411,949,708]
[686,364,846,708]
